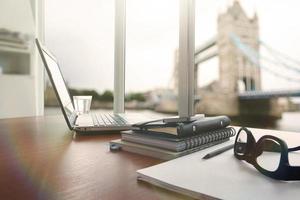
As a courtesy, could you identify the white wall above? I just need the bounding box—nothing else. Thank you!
[0,75,36,118]
[0,0,42,118]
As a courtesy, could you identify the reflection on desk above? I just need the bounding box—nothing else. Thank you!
[0,115,192,200]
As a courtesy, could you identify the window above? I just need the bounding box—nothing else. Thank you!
[45,0,115,115]
[195,0,300,132]
[125,0,179,116]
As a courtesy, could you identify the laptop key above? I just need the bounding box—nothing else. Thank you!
[100,114,112,125]
[95,114,105,126]
[92,114,99,126]
[112,114,127,126]
[105,114,118,125]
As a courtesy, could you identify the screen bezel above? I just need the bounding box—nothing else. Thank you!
[36,39,76,130]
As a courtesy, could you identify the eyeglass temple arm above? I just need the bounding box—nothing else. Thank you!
[286,166,300,181]
[261,144,300,153]
[288,146,300,152]
[286,146,300,180]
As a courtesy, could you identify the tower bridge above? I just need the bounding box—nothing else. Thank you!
[191,1,300,118]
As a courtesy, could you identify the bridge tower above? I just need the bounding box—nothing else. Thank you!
[218,1,261,93]
[195,1,265,116]
[194,1,284,119]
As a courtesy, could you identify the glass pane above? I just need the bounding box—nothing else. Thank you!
[125,0,178,118]
[195,0,300,132]
[45,0,115,115]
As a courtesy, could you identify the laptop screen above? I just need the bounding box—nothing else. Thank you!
[37,40,76,129]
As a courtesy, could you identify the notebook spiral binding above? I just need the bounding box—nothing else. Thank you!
[184,127,236,150]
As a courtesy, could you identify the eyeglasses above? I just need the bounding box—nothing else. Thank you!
[234,127,300,181]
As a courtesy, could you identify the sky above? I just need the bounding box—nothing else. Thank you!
[44,0,300,93]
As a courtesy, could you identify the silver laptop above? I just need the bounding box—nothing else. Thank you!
[36,39,150,132]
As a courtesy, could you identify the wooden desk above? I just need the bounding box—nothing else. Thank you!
[0,115,195,200]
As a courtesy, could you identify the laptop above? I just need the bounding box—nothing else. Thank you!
[36,39,152,132]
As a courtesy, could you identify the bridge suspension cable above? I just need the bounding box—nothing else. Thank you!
[259,41,300,74]
[260,40,300,66]
[260,54,300,74]
[230,33,300,83]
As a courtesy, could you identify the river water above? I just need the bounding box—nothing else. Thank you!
[274,112,300,132]
[45,108,300,132]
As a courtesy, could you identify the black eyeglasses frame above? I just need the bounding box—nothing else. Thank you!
[234,127,300,181]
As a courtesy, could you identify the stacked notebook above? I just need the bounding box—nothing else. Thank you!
[109,116,236,160]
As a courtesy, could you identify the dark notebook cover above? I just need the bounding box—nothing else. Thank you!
[133,116,231,138]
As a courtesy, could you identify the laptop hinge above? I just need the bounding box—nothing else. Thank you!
[70,111,78,129]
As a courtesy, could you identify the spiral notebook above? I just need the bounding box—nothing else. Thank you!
[121,127,236,152]
[110,138,229,160]
[109,127,235,160]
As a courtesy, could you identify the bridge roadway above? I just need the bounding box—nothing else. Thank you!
[238,89,300,100]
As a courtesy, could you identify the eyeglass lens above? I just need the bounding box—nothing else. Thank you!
[256,138,282,172]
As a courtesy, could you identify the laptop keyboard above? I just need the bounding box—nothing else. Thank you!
[91,113,128,126]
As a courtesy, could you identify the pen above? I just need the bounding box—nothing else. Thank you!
[202,144,234,159]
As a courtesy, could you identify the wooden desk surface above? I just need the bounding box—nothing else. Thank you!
[0,115,196,200]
